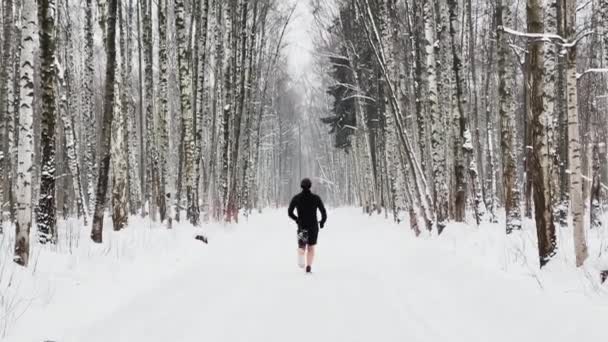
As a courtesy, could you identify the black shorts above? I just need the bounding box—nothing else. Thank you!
[297,226,319,248]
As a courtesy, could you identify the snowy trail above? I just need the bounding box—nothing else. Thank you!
[5,209,607,342]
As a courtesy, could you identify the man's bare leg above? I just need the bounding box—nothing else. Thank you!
[297,248,305,268]
[306,245,315,268]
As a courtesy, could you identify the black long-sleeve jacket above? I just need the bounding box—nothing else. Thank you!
[288,189,327,229]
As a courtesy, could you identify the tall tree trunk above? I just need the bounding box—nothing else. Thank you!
[448,0,484,224]
[240,0,263,215]
[142,0,157,220]
[483,7,498,223]
[8,24,20,223]
[91,0,118,243]
[58,65,88,224]
[421,0,447,232]
[435,0,453,230]
[468,0,484,209]
[545,0,563,235]
[193,0,210,225]
[84,0,97,216]
[220,0,233,221]
[497,0,522,233]
[175,0,198,226]
[413,1,429,180]
[528,0,557,267]
[112,1,128,231]
[555,0,569,228]
[59,0,88,224]
[226,0,250,222]
[157,0,170,226]
[137,0,146,216]
[125,0,140,216]
[565,0,588,267]
[14,0,36,266]
[0,0,14,228]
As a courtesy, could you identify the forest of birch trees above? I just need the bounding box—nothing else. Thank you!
[0,0,607,270]
[0,0,304,266]
[308,0,607,268]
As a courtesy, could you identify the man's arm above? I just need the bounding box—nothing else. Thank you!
[288,196,298,222]
[318,196,327,227]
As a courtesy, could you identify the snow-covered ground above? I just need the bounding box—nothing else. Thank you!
[1,208,607,342]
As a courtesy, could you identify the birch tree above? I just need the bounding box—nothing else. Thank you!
[57,56,88,224]
[142,0,157,219]
[227,0,251,223]
[424,0,448,232]
[37,0,58,243]
[0,0,15,228]
[193,0,211,226]
[527,0,557,267]
[175,0,198,225]
[497,0,522,234]
[447,0,484,225]
[84,0,97,214]
[157,0,169,226]
[112,1,128,231]
[14,0,36,266]
[220,0,233,221]
[565,0,588,267]
[91,0,118,243]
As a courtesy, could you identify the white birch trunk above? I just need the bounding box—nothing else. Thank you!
[220,0,233,221]
[37,0,59,244]
[175,0,197,225]
[14,0,36,266]
[447,0,485,225]
[565,0,588,267]
[83,0,97,216]
[157,0,170,227]
[528,0,557,266]
[142,0,156,220]
[0,0,14,227]
[91,0,118,243]
[544,0,564,233]
[497,0,522,233]
[112,1,128,231]
[57,60,88,225]
[424,0,448,232]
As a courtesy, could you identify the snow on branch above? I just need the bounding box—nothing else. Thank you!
[498,26,593,48]
[332,82,362,92]
[577,68,608,80]
[563,30,594,48]
[499,26,564,42]
[342,94,377,102]
[576,0,592,12]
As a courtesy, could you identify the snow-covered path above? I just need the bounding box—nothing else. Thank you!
[4,209,607,342]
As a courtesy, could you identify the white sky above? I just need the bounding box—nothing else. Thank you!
[284,0,314,81]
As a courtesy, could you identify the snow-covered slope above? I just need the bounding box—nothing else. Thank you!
[1,208,607,342]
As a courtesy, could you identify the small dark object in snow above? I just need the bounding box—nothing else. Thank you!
[195,235,208,244]
[601,270,608,284]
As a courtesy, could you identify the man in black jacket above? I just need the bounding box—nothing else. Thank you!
[288,178,327,273]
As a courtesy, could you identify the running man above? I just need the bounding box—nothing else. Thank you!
[288,178,327,273]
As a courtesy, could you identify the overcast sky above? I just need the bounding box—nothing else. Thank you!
[285,0,314,81]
